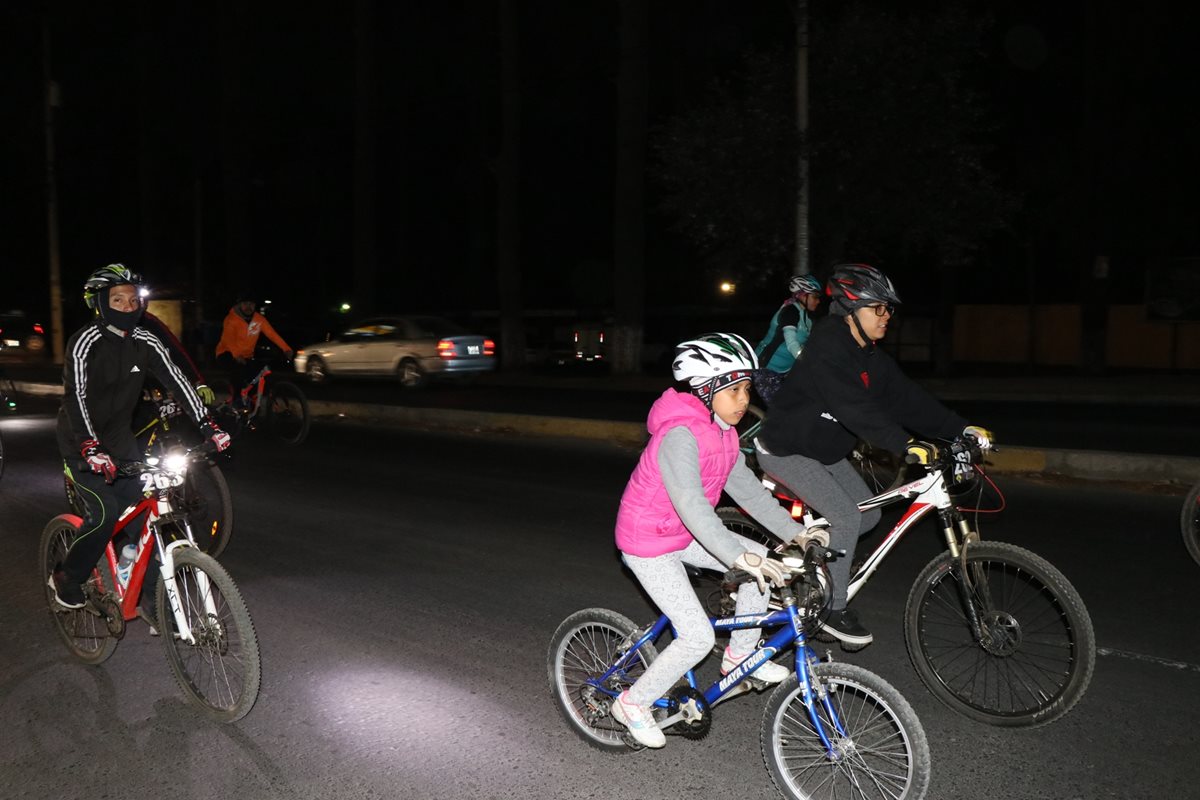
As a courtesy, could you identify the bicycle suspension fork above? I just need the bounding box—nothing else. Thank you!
[937,508,988,642]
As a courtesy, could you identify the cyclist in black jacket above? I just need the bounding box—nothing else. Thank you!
[756,263,992,646]
[47,264,232,610]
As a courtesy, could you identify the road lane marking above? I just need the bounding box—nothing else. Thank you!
[1098,647,1200,673]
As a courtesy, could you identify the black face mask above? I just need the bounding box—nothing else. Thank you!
[97,287,145,332]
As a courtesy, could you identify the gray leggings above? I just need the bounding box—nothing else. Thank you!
[621,536,770,707]
[756,452,880,608]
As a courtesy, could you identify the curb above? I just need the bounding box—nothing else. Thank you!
[14,381,1200,485]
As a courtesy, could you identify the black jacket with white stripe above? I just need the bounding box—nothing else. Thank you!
[56,320,208,462]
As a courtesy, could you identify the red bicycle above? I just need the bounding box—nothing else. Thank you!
[41,445,261,722]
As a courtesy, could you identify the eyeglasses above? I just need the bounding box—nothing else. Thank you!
[866,304,895,317]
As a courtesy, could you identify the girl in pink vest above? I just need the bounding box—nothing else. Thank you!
[610,332,817,749]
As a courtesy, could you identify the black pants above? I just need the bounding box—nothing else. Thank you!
[216,353,265,405]
[62,463,147,586]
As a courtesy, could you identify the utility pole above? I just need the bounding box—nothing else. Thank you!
[794,0,810,276]
[42,14,64,364]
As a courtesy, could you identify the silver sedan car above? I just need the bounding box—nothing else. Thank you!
[294,316,496,387]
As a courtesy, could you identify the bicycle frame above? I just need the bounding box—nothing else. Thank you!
[760,461,970,606]
[89,463,215,645]
[589,595,849,757]
[236,365,273,415]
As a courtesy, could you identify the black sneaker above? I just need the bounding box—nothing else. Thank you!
[47,571,86,609]
[819,608,874,647]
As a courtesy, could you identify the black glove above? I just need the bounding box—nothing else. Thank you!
[80,438,117,483]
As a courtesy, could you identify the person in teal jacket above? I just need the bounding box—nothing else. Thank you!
[753,274,822,406]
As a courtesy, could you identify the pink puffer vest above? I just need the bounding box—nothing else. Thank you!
[615,389,740,557]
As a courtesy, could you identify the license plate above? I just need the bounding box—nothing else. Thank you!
[468,345,480,355]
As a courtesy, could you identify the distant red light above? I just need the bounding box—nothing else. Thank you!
[34,323,45,334]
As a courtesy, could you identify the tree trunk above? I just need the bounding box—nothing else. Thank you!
[793,0,810,276]
[496,0,525,369]
[353,0,379,316]
[217,0,252,294]
[611,0,649,374]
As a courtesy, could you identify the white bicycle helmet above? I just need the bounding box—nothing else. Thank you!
[672,332,758,408]
[788,274,822,295]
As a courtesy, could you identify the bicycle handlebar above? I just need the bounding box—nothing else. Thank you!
[722,539,838,588]
[117,442,220,478]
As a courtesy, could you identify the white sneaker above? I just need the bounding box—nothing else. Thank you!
[611,690,666,749]
[721,647,791,684]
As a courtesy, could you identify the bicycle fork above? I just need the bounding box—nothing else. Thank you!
[155,528,219,646]
[938,508,989,645]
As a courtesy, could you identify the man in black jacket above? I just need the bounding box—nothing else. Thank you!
[47,264,231,610]
[757,263,992,646]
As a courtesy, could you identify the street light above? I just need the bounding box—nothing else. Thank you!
[719,281,736,295]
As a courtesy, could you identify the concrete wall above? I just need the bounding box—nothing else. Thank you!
[951,304,1200,369]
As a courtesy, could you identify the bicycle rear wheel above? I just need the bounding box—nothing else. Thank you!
[39,515,119,665]
[1180,481,1200,567]
[156,548,261,722]
[168,461,235,558]
[264,381,310,445]
[762,661,931,800]
[905,540,1095,727]
[547,608,658,753]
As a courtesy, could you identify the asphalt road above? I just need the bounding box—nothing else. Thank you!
[1,412,1198,799]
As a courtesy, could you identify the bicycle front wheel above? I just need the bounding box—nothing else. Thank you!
[850,439,906,495]
[547,608,658,753]
[156,548,261,722]
[264,381,310,445]
[1180,481,1200,567]
[762,661,931,800]
[39,515,119,665]
[905,540,1095,727]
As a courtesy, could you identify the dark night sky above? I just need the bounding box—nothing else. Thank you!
[2,1,1198,342]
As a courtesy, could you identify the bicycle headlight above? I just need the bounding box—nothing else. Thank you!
[163,452,189,473]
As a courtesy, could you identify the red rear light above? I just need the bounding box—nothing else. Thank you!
[789,499,806,519]
[484,339,495,355]
[437,340,455,359]
[34,323,44,334]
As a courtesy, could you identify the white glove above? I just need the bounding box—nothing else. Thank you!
[963,425,994,451]
[790,526,830,550]
[733,551,788,594]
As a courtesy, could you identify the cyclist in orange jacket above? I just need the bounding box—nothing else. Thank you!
[215,291,293,405]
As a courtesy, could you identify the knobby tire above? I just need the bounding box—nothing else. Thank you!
[904,540,1095,727]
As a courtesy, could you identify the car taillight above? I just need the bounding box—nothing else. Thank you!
[484,339,495,356]
[437,340,455,359]
[34,323,44,334]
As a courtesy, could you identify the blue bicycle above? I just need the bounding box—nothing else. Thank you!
[548,540,931,800]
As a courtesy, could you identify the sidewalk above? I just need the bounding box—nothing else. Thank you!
[6,361,1199,486]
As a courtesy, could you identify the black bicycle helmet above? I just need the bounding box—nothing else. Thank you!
[83,263,144,311]
[825,263,900,315]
